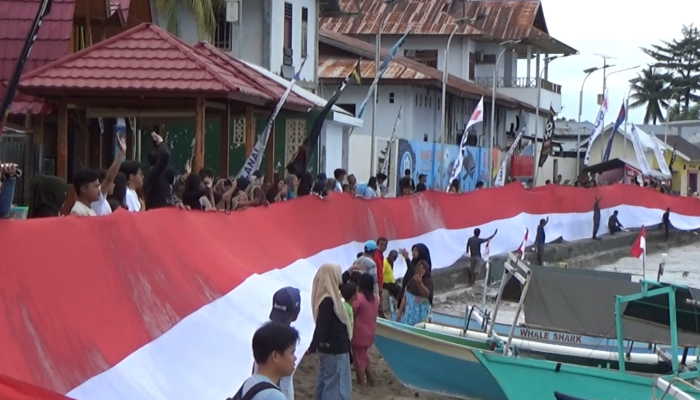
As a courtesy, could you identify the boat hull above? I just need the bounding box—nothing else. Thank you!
[374,320,508,400]
[473,350,700,400]
[431,310,656,353]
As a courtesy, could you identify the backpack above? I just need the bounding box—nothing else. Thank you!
[227,381,281,400]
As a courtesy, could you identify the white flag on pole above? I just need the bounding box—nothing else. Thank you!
[649,134,672,178]
[380,106,403,175]
[583,91,609,167]
[630,125,653,176]
[446,97,484,192]
[493,126,526,187]
[237,59,307,179]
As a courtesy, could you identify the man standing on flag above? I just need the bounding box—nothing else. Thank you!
[535,217,549,265]
[286,60,362,177]
[465,227,498,286]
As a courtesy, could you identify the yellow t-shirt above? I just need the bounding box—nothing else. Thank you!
[383,259,395,284]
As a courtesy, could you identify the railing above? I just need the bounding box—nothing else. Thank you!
[474,77,562,95]
[653,377,700,400]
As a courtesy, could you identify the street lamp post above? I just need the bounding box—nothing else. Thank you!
[370,0,402,176]
[439,16,479,190]
[531,53,574,182]
[488,39,520,186]
[576,65,609,170]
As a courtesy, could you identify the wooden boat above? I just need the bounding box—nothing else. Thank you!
[472,280,700,400]
[374,319,507,400]
[431,308,656,353]
[431,259,697,357]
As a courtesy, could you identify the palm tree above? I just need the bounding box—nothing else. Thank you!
[155,0,223,38]
[629,66,671,125]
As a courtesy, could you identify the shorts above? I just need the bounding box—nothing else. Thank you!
[469,257,484,276]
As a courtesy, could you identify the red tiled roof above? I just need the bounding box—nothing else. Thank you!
[18,23,311,110]
[194,42,315,109]
[0,0,75,115]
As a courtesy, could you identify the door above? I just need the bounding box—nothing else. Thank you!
[689,170,698,195]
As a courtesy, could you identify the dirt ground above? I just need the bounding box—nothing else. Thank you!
[294,346,461,400]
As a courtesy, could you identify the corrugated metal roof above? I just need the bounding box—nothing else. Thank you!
[319,29,538,112]
[655,134,700,161]
[320,0,576,54]
[0,0,75,115]
[18,24,313,111]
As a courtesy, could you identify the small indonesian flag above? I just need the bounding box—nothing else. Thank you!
[466,97,484,131]
[483,239,490,262]
[630,226,646,259]
[517,229,529,260]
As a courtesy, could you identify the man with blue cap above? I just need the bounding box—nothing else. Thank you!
[251,287,301,400]
[347,240,380,297]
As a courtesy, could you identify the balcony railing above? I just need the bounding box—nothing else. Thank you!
[474,77,562,95]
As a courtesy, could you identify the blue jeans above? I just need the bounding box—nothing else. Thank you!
[0,176,16,219]
[315,352,351,400]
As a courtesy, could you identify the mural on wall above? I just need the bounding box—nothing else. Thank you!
[396,139,489,193]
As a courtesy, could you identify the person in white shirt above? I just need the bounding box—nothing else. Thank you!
[92,135,127,216]
[333,168,346,193]
[70,169,101,217]
[119,160,144,212]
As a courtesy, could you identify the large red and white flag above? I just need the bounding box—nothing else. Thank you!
[517,229,529,260]
[630,226,647,259]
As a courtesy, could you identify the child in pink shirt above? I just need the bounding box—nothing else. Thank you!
[351,273,379,385]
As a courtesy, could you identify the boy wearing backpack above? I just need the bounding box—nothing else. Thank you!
[229,322,299,400]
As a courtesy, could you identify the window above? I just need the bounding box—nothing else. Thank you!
[403,49,438,68]
[301,7,308,58]
[468,52,475,81]
[336,103,356,116]
[214,6,233,51]
[284,3,293,50]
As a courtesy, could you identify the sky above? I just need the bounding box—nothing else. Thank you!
[527,0,700,125]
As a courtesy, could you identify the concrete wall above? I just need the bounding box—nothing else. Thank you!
[322,121,343,177]
[169,0,317,85]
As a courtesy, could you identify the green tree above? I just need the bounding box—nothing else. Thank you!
[629,66,670,125]
[155,0,223,38]
[642,24,700,112]
[667,102,700,121]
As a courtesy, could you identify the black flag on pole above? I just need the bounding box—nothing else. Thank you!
[0,0,54,138]
[286,59,362,177]
[538,105,556,168]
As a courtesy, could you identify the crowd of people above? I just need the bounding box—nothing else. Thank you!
[229,237,438,400]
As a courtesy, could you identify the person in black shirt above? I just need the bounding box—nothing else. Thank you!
[142,130,171,210]
[535,217,549,265]
[466,228,498,286]
[608,210,623,235]
[592,196,601,240]
[662,208,671,241]
[416,174,427,192]
[309,263,352,400]
[398,169,415,196]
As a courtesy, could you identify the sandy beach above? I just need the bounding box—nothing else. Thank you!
[294,346,461,400]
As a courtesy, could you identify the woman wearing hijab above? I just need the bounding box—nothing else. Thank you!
[308,263,352,400]
[396,243,433,323]
[396,259,433,326]
[398,243,432,299]
[28,175,68,218]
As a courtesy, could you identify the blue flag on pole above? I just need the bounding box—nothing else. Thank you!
[603,102,626,162]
